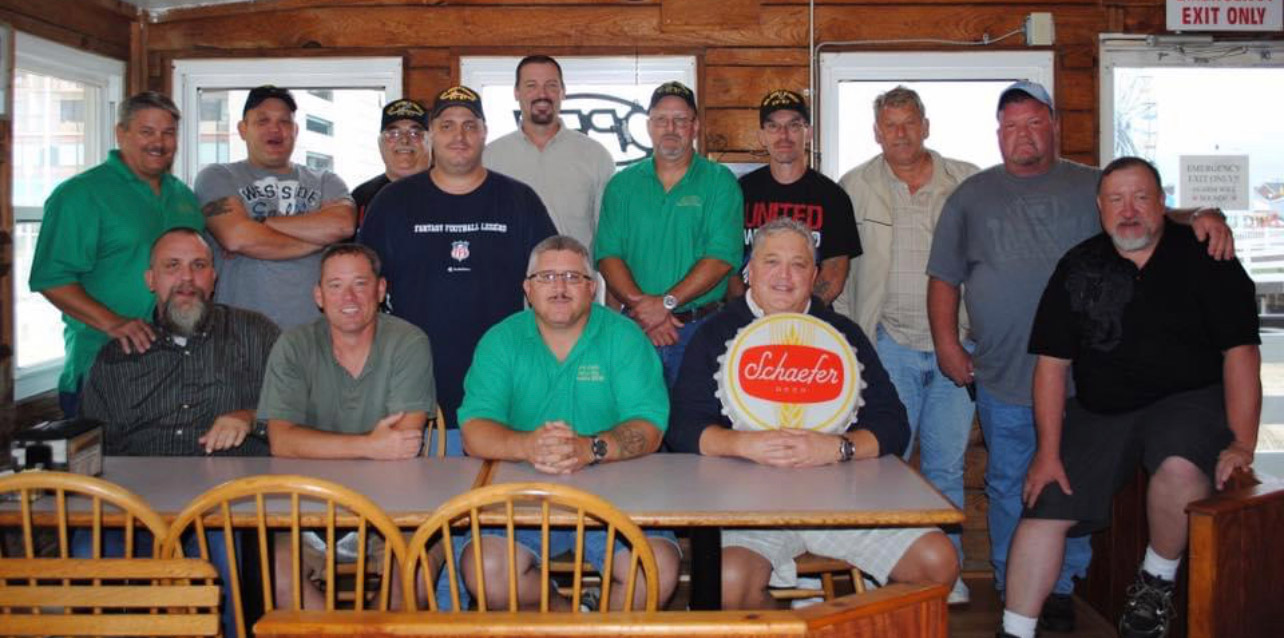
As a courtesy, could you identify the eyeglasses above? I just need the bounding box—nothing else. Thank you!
[763,120,807,134]
[651,115,693,130]
[527,270,591,285]
[381,128,427,141]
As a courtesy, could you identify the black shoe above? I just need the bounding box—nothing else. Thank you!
[995,632,1020,638]
[1038,592,1076,632]
[1119,570,1176,638]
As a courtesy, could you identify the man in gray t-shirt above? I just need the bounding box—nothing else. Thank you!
[196,86,355,330]
[926,81,1233,636]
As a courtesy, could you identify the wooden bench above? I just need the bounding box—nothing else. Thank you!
[255,582,948,638]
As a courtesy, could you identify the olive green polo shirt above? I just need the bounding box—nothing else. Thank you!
[29,150,204,393]
[458,305,668,435]
[593,153,743,311]
[257,314,436,434]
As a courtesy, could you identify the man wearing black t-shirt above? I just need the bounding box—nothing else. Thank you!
[359,86,556,454]
[728,90,861,305]
[998,157,1260,638]
[351,98,432,231]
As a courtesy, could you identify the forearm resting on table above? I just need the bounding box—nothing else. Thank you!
[267,419,419,459]
[600,419,662,462]
[461,418,531,461]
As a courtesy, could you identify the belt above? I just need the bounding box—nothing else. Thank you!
[673,302,723,323]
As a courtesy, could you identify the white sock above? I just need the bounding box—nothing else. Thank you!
[1002,609,1038,638]
[1142,545,1181,581]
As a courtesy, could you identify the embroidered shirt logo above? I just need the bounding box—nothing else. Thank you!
[576,364,605,383]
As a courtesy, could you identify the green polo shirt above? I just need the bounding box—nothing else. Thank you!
[593,153,743,311]
[257,314,436,434]
[29,150,204,393]
[458,305,668,435]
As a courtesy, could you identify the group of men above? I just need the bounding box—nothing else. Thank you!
[29,51,1259,638]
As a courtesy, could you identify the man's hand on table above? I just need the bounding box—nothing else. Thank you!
[200,412,252,454]
[364,412,421,460]
[525,421,591,475]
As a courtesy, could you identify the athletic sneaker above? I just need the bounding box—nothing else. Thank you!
[1119,570,1176,638]
[948,578,971,605]
[1038,592,1076,632]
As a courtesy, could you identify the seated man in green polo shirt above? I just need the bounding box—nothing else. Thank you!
[257,242,435,608]
[459,235,680,611]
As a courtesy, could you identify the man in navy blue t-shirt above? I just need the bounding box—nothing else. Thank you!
[359,86,556,454]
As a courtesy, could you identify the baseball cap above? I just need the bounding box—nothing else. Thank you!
[997,80,1054,115]
[243,85,297,116]
[649,81,697,111]
[759,89,809,125]
[431,86,485,121]
[381,98,428,130]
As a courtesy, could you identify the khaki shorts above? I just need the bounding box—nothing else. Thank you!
[299,531,388,584]
[722,527,934,588]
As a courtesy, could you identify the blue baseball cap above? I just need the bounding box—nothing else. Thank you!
[997,80,1054,116]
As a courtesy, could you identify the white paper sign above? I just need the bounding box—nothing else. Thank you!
[1179,155,1250,210]
[1168,0,1283,31]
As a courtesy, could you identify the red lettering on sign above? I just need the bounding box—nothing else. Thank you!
[738,345,844,403]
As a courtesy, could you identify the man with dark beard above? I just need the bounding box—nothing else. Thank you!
[81,228,280,456]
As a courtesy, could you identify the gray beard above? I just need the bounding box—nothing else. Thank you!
[1110,232,1154,253]
[161,296,209,337]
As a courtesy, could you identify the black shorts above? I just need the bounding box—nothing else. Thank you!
[1024,384,1231,536]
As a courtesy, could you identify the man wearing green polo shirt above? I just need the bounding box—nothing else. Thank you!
[459,234,679,611]
[30,91,204,417]
[593,81,743,385]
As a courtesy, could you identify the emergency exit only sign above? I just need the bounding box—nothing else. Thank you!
[1168,0,1282,31]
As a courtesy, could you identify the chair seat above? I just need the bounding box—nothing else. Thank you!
[769,552,866,602]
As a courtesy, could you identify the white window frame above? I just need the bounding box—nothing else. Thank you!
[170,57,402,183]
[817,51,1054,178]
[460,55,696,92]
[13,32,124,400]
[1098,35,1284,166]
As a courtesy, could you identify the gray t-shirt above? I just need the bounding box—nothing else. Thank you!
[257,313,436,434]
[926,159,1101,405]
[194,161,352,329]
[483,124,615,250]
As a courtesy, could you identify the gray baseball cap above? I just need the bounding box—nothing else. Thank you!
[997,80,1054,115]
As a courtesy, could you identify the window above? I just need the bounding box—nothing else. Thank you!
[818,51,1054,179]
[460,56,697,168]
[1101,37,1284,460]
[12,32,123,399]
[305,151,334,172]
[171,57,402,188]
[305,115,333,136]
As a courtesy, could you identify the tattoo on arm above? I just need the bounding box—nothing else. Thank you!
[813,278,833,299]
[610,422,650,459]
[202,197,233,218]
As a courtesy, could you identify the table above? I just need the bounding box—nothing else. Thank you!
[488,454,962,609]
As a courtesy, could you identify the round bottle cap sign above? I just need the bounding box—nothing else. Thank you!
[716,312,864,433]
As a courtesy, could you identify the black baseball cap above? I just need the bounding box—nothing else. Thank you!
[243,85,297,116]
[759,89,809,125]
[431,86,485,121]
[649,81,697,111]
[381,98,429,130]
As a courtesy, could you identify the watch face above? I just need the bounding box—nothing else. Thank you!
[592,437,608,460]
[663,295,678,310]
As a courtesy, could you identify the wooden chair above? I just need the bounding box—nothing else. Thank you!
[0,470,170,558]
[161,474,409,638]
[429,405,447,458]
[0,471,219,636]
[402,481,661,613]
[771,553,867,602]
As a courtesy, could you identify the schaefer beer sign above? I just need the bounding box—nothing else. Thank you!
[716,313,865,433]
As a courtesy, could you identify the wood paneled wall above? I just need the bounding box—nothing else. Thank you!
[137,0,1200,167]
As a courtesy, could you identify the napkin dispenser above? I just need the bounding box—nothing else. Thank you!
[11,419,104,476]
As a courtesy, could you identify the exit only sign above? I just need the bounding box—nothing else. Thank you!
[1168,0,1283,31]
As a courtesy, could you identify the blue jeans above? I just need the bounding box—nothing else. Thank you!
[875,328,974,561]
[657,315,708,387]
[73,528,239,638]
[976,384,1091,595]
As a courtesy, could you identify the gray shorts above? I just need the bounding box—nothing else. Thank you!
[722,527,934,587]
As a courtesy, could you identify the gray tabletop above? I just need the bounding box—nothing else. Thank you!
[487,454,963,527]
[99,456,486,524]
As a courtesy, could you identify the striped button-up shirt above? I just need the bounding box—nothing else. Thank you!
[81,304,280,456]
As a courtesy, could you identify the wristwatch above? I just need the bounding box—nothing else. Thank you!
[662,294,679,311]
[589,436,608,465]
[838,436,855,463]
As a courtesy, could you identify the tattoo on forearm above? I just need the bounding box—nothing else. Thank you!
[813,279,833,299]
[611,423,649,458]
[202,197,233,218]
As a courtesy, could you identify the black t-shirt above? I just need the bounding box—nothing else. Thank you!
[352,173,392,229]
[738,166,862,264]
[1029,221,1259,414]
[358,171,557,427]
